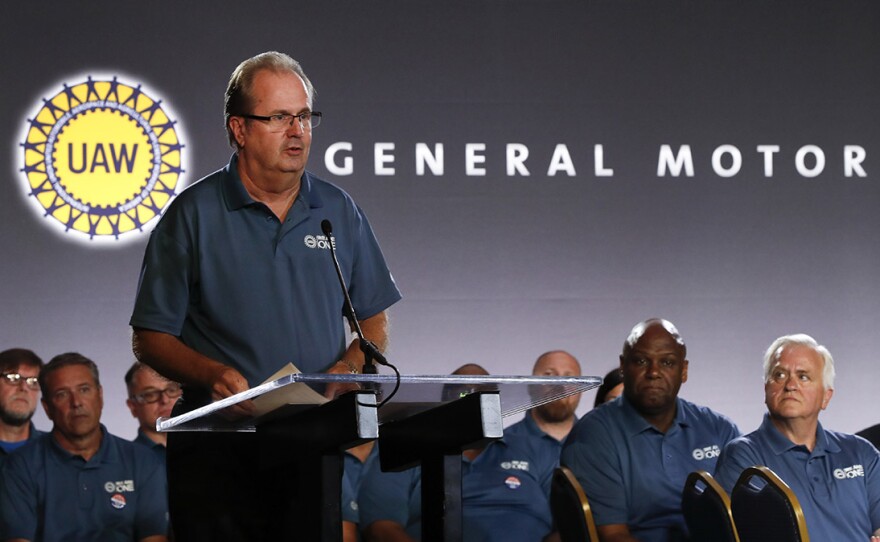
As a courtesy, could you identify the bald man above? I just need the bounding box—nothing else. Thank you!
[561,318,739,542]
[506,351,581,474]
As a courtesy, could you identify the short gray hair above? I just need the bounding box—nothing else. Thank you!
[763,333,835,390]
[39,352,101,392]
[224,51,316,149]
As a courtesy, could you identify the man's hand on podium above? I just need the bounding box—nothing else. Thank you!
[210,365,256,420]
[323,360,361,399]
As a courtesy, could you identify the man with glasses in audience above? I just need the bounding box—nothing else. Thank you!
[130,51,401,541]
[0,349,43,468]
[125,362,181,459]
[714,334,880,541]
[0,353,168,542]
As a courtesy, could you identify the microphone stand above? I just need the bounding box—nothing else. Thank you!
[321,220,386,375]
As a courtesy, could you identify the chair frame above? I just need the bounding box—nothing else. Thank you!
[732,465,811,542]
[551,465,600,542]
[682,470,741,542]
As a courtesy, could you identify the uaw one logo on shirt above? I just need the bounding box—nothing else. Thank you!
[104,480,135,493]
[833,464,865,479]
[304,234,335,250]
[18,75,185,244]
[691,445,721,460]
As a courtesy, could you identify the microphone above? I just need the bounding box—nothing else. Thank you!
[321,219,387,375]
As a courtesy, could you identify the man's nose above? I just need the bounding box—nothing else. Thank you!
[285,117,305,135]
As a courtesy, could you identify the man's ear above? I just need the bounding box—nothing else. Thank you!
[229,117,246,148]
[821,387,833,410]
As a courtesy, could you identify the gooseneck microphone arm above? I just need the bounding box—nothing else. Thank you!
[320,219,388,375]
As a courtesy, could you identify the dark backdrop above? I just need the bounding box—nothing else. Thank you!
[2,0,877,437]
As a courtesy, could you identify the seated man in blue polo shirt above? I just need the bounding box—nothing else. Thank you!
[505,350,582,483]
[560,318,740,542]
[714,333,880,540]
[359,364,555,542]
[0,353,168,542]
[0,348,44,469]
[124,361,180,461]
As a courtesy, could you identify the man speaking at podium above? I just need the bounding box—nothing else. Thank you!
[129,51,401,540]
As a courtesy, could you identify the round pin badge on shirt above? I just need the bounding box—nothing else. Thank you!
[504,476,521,489]
[110,493,127,510]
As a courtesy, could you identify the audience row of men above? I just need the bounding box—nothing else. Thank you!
[0,318,878,541]
[561,319,880,542]
[0,350,176,541]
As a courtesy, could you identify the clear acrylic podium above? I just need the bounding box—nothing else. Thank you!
[158,373,601,542]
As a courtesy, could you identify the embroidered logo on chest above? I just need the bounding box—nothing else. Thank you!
[104,480,135,493]
[833,465,864,479]
[500,460,530,471]
[691,445,721,460]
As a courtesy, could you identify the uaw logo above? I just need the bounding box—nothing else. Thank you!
[500,460,530,472]
[692,445,721,461]
[833,465,865,480]
[304,234,335,250]
[104,480,135,493]
[19,75,185,243]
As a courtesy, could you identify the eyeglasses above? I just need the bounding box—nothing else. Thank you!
[132,383,183,404]
[1,373,40,390]
[241,111,322,132]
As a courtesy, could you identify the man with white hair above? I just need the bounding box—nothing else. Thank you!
[715,333,880,541]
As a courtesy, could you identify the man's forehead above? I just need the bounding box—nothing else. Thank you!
[6,364,40,375]
[775,345,823,369]
[631,328,682,352]
[46,366,96,387]
[534,353,580,374]
[133,368,169,389]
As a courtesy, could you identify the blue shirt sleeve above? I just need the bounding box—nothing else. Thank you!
[864,438,880,532]
[132,448,170,539]
[346,202,402,320]
[0,451,39,540]
[714,437,762,493]
[130,226,192,335]
[560,417,629,526]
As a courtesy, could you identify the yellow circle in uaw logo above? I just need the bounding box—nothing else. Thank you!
[20,75,185,242]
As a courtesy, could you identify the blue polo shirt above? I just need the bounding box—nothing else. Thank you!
[0,426,168,542]
[342,448,375,524]
[504,412,572,495]
[133,430,166,464]
[560,396,740,542]
[715,414,880,540]
[359,437,554,541]
[130,154,401,385]
[0,422,42,469]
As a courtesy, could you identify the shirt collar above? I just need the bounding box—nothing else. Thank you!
[619,395,687,436]
[50,424,115,465]
[222,153,324,211]
[760,413,840,456]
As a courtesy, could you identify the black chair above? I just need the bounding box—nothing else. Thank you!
[681,470,740,542]
[550,466,599,542]
[731,466,810,542]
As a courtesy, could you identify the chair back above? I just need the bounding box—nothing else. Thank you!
[681,470,740,542]
[550,466,599,542]
[730,466,810,542]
